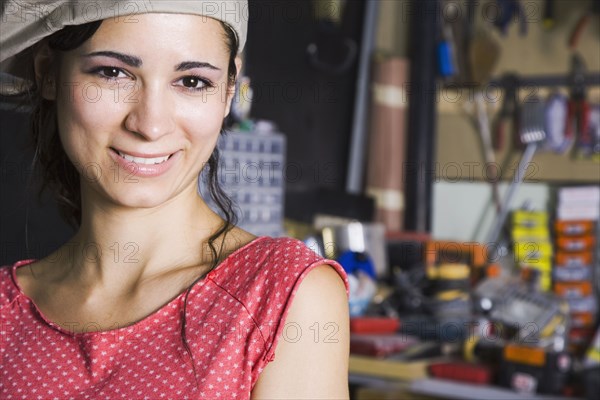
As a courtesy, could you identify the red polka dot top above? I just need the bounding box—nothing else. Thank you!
[0,236,349,399]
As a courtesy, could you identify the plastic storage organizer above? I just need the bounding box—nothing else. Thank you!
[199,129,286,237]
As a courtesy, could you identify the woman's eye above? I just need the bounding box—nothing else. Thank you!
[94,67,128,80]
[102,67,120,77]
[178,76,210,91]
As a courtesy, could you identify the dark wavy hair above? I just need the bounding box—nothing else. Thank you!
[28,18,240,384]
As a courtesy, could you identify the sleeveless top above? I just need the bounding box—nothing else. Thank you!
[0,236,349,399]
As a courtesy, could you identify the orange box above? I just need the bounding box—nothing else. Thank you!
[555,251,593,266]
[555,220,595,236]
[554,281,593,298]
[504,344,545,367]
[556,236,595,252]
[570,312,595,328]
[424,241,488,267]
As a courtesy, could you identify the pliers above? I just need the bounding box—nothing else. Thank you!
[493,74,519,150]
[566,54,591,155]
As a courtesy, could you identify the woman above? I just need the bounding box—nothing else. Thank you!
[0,1,350,399]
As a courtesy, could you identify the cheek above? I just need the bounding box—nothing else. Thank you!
[179,111,221,163]
[176,92,228,140]
[176,102,225,171]
[55,86,119,163]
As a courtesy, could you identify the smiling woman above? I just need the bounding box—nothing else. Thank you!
[0,1,350,399]
[50,15,234,211]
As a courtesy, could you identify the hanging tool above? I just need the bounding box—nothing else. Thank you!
[307,0,358,75]
[465,23,502,212]
[568,1,600,50]
[543,0,555,30]
[306,28,357,74]
[493,0,527,36]
[438,23,458,78]
[544,92,569,153]
[486,97,546,248]
[493,73,519,151]
[569,14,591,50]
[474,91,502,213]
[437,6,459,80]
[566,54,591,157]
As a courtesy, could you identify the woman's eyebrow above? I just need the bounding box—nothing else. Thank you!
[175,61,221,72]
[83,51,142,67]
[82,52,220,72]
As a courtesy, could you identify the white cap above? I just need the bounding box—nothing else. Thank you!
[0,0,248,95]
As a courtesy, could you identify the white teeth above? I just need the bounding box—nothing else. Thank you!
[117,151,170,165]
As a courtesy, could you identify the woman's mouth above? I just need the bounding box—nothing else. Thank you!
[115,150,172,165]
[109,148,181,178]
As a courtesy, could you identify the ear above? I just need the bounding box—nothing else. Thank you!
[33,42,57,100]
[224,56,243,117]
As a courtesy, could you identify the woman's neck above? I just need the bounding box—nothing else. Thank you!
[62,185,227,292]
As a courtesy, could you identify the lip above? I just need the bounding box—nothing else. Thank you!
[111,148,175,158]
[109,147,181,178]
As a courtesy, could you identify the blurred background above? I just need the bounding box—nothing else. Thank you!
[1,0,599,398]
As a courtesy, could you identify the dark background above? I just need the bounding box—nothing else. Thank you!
[245,0,366,221]
[0,107,74,265]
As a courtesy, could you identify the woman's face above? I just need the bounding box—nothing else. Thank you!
[50,14,237,209]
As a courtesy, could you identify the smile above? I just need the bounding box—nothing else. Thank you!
[116,150,171,165]
[109,147,181,178]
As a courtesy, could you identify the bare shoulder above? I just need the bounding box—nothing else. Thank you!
[251,264,350,400]
[294,264,349,312]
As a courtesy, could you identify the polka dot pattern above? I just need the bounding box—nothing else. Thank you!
[0,236,349,399]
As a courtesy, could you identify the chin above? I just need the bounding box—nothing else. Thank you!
[89,180,180,211]
[116,194,170,209]
[122,186,180,209]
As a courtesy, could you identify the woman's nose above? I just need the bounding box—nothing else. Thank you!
[123,82,175,141]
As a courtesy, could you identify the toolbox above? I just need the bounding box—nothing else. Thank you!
[512,210,549,228]
[570,312,596,328]
[350,317,401,334]
[556,236,595,252]
[428,361,494,385]
[553,264,592,281]
[498,344,572,395]
[350,333,418,358]
[555,251,593,266]
[552,213,598,361]
[554,281,594,298]
[555,220,595,236]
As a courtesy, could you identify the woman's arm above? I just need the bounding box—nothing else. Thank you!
[251,264,350,400]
